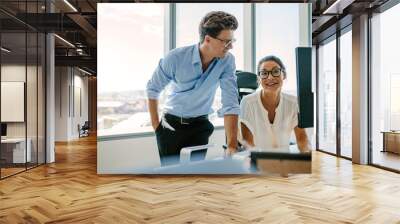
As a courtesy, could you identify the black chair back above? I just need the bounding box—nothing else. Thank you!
[236,70,258,102]
[82,121,90,130]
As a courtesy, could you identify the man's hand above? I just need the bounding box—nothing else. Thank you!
[299,148,311,153]
[224,114,238,152]
[148,99,160,131]
[224,147,237,157]
[152,120,160,131]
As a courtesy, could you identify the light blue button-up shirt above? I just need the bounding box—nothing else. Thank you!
[146,44,239,118]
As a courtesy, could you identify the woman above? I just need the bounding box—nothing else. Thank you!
[239,55,311,152]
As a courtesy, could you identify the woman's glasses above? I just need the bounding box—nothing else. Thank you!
[258,68,283,79]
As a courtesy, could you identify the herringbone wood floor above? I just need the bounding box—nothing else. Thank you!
[1,135,400,224]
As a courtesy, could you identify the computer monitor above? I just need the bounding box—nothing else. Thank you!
[1,123,7,137]
[250,151,312,174]
[295,47,314,128]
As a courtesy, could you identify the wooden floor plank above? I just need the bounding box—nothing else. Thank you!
[0,135,400,223]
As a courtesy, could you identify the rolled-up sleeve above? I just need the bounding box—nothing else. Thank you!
[217,55,240,117]
[146,57,173,99]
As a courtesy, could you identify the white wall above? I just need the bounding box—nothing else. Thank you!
[97,128,226,174]
[1,65,38,138]
[1,66,26,139]
[55,67,89,141]
[55,67,69,141]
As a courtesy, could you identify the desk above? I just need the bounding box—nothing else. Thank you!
[129,147,312,175]
[1,138,31,163]
[382,131,400,154]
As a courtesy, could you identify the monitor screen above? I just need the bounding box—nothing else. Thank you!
[1,123,7,137]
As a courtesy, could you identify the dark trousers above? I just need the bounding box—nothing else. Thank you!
[155,114,214,166]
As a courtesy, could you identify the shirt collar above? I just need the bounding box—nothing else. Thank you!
[257,90,283,113]
[192,43,202,65]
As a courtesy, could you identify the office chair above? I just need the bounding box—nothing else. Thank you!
[79,121,90,138]
[235,70,259,102]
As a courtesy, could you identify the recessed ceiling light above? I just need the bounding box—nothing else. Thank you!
[322,0,350,15]
[54,34,75,48]
[1,47,11,53]
[63,0,78,12]
[78,67,92,76]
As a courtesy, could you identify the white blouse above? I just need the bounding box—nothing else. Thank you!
[239,90,298,151]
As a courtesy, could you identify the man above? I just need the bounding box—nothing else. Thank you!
[146,11,239,165]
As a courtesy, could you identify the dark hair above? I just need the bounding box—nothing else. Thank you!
[199,11,238,43]
[257,55,287,78]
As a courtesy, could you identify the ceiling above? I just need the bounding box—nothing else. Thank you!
[0,0,392,75]
[1,0,98,74]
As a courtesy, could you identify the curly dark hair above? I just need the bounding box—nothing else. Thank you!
[199,11,238,43]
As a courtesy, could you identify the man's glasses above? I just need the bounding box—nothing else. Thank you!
[213,36,236,48]
[258,68,283,79]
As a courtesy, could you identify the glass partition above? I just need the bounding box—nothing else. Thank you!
[317,37,337,155]
[371,3,400,171]
[339,29,352,158]
[0,1,46,179]
[27,30,38,169]
[1,30,28,177]
[38,32,46,165]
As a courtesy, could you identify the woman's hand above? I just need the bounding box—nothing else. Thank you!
[241,140,256,151]
[294,127,312,153]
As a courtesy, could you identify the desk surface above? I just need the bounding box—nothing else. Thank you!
[1,138,28,143]
[131,153,252,174]
[128,150,312,175]
[381,131,400,134]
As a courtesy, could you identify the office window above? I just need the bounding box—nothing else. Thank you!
[97,4,166,136]
[176,3,244,126]
[371,3,400,171]
[318,37,337,154]
[255,4,300,96]
[340,29,352,158]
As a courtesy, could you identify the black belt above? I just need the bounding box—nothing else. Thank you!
[165,113,208,125]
